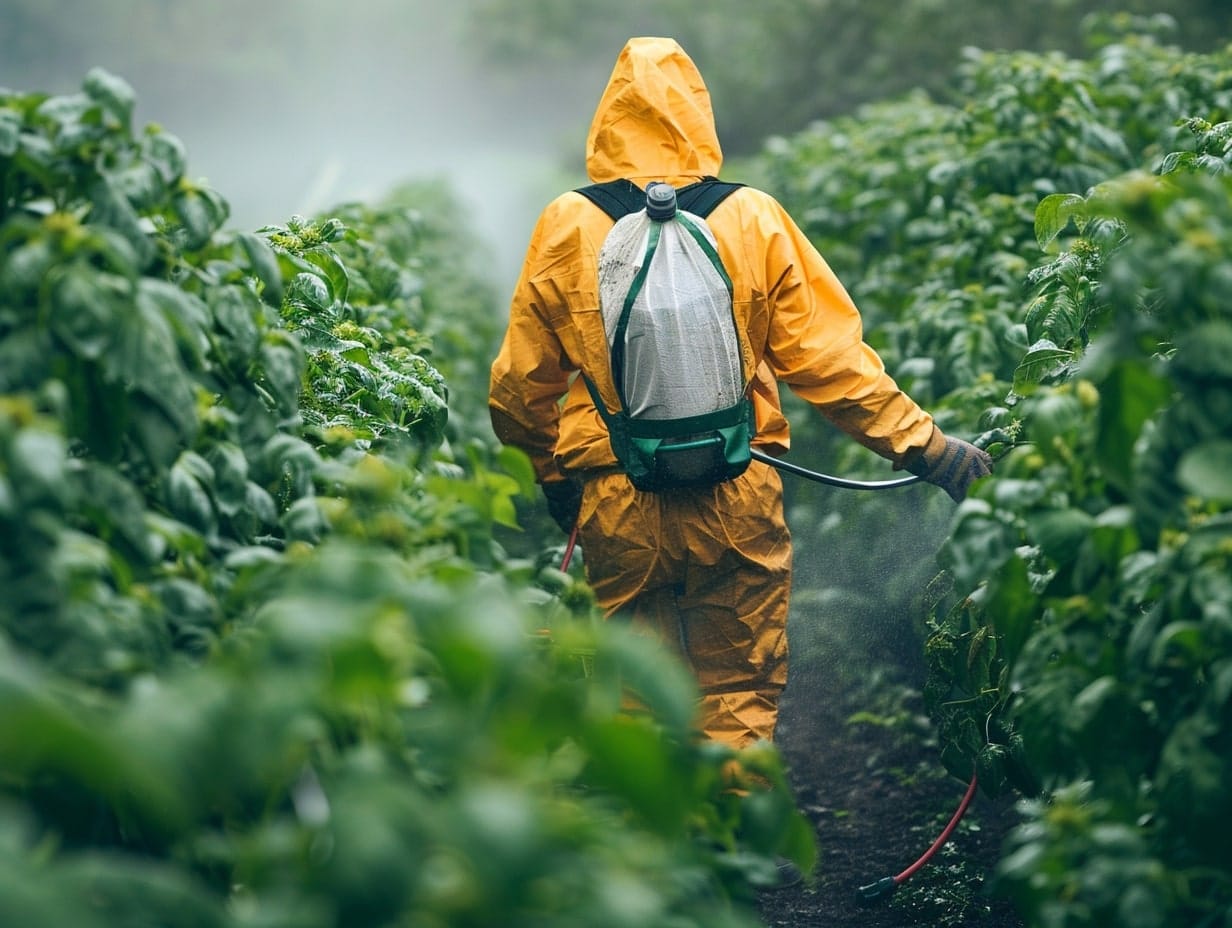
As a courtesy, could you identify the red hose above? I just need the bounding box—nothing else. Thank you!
[894,770,979,883]
[560,523,580,572]
[857,769,980,904]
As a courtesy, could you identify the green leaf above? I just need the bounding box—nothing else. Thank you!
[1027,508,1095,566]
[1149,621,1209,668]
[300,247,350,307]
[89,174,155,268]
[112,160,162,209]
[209,285,261,360]
[244,480,278,527]
[1083,120,1129,161]
[259,332,306,414]
[1078,505,1139,579]
[206,442,249,517]
[580,715,686,833]
[942,501,1017,593]
[1095,359,1172,495]
[114,285,197,439]
[237,231,285,307]
[49,266,125,360]
[153,577,220,639]
[1156,150,1196,175]
[222,545,282,572]
[1157,713,1229,840]
[0,649,186,832]
[58,855,227,928]
[490,483,520,529]
[0,853,105,928]
[1026,390,1085,450]
[282,496,326,543]
[1,238,55,299]
[166,453,216,534]
[142,130,186,185]
[986,554,1037,669]
[0,107,20,156]
[78,462,155,562]
[1176,321,1232,380]
[34,91,91,137]
[260,433,320,493]
[497,446,537,498]
[10,429,68,503]
[138,279,210,368]
[1013,339,1073,391]
[174,188,228,250]
[129,394,194,472]
[1178,440,1232,502]
[1034,193,1086,248]
[82,67,135,127]
[590,626,699,739]
[145,512,207,559]
[287,272,331,312]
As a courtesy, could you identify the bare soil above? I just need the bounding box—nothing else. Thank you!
[757,660,1027,928]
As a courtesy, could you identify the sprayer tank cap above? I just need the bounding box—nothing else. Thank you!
[645,182,677,221]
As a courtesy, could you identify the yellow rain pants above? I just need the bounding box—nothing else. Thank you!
[578,463,791,747]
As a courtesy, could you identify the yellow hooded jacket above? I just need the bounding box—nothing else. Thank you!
[491,36,934,485]
[489,37,935,747]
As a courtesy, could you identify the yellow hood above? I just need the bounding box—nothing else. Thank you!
[585,37,723,185]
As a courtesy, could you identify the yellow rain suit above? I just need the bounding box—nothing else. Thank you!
[490,37,936,748]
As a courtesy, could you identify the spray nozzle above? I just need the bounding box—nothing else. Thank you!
[855,876,898,905]
[645,182,677,221]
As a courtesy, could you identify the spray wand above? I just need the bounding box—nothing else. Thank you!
[749,448,922,490]
[751,427,1019,490]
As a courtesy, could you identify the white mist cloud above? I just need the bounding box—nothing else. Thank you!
[0,0,607,293]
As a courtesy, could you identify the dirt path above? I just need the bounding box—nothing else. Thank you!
[757,661,1027,927]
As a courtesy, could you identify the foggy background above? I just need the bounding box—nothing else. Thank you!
[0,0,613,292]
[6,0,1229,296]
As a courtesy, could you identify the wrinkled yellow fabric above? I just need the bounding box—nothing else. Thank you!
[489,36,936,748]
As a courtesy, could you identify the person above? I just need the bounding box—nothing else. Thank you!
[489,36,991,751]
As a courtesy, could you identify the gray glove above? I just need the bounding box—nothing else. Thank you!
[905,428,993,502]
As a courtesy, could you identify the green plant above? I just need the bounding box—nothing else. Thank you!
[0,68,311,684]
[928,127,1232,928]
[745,25,1232,925]
[262,213,449,455]
[1,69,815,927]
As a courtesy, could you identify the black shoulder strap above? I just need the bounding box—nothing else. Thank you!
[573,179,645,221]
[574,176,744,221]
[676,177,744,217]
